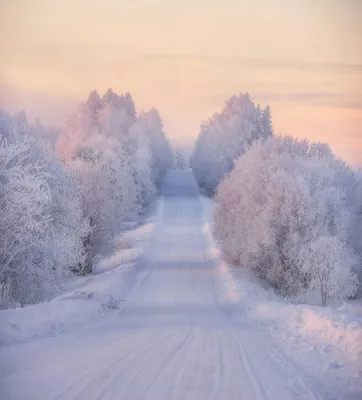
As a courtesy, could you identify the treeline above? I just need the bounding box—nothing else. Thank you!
[192,93,362,306]
[0,89,172,308]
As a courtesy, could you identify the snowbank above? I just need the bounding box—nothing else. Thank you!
[0,248,136,344]
[247,298,362,389]
[200,194,362,395]
[0,296,100,344]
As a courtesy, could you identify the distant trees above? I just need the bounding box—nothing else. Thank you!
[138,108,172,186]
[171,148,190,170]
[191,93,273,195]
[214,136,360,305]
[0,89,172,308]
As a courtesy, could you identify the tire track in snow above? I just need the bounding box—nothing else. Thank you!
[52,329,161,400]
[139,325,196,399]
[88,328,169,400]
[112,326,193,399]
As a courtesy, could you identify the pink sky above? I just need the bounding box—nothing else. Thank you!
[1,0,361,165]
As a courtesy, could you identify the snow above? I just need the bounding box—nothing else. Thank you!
[0,171,361,400]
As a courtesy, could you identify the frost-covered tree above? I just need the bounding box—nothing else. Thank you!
[69,136,140,262]
[58,90,170,187]
[214,136,358,305]
[32,118,60,150]
[191,93,273,195]
[0,110,89,307]
[86,90,103,125]
[99,90,136,141]
[302,237,357,306]
[102,89,136,120]
[56,89,171,270]
[261,105,273,139]
[127,119,156,205]
[57,103,95,161]
[0,112,49,307]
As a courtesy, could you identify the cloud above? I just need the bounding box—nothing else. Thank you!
[5,40,362,75]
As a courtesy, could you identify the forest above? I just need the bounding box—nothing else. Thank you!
[0,89,172,308]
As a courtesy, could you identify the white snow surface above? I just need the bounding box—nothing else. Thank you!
[1,171,361,400]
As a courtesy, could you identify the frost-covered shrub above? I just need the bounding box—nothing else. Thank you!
[191,93,273,195]
[215,136,358,305]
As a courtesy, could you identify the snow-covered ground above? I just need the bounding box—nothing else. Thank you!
[0,171,361,399]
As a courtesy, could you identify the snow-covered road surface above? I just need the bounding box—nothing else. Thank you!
[0,171,352,400]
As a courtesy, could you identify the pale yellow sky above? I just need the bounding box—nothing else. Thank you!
[0,0,361,164]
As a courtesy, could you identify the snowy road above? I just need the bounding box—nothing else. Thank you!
[0,171,346,399]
